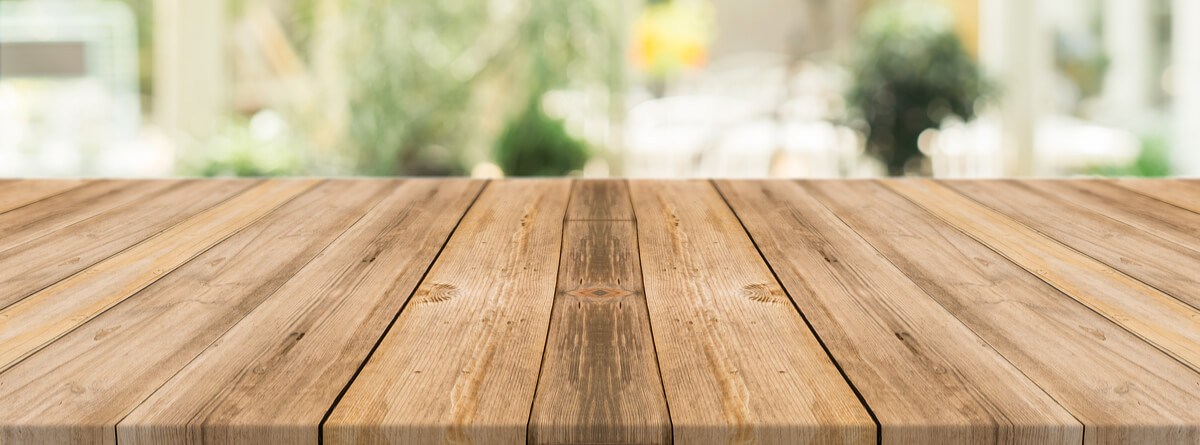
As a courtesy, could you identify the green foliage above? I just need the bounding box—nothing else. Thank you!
[180,115,304,177]
[1053,14,1109,100]
[846,0,988,176]
[1086,133,1172,177]
[335,0,623,176]
[493,99,589,177]
[337,0,488,176]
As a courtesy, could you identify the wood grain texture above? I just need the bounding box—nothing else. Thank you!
[629,180,874,445]
[0,179,86,214]
[806,179,1200,445]
[119,179,484,445]
[566,179,634,220]
[0,178,1197,443]
[0,179,317,371]
[944,179,1200,310]
[528,181,670,444]
[883,179,1200,372]
[0,179,258,308]
[1019,180,1200,253]
[0,179,389,445]
[1113,179,1200,214]
[0,180,177,254]
[716,179,1080,445]
[324,180,571,445]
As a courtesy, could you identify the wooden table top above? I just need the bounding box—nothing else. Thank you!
[0,178,1198,445]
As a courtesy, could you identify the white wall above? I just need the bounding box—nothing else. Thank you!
[1174,0,1200,176]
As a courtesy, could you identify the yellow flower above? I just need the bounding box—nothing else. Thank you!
[629,1,715,77]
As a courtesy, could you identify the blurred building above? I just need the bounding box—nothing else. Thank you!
[623,0,1198,178]
[0,0,1196,178]
[0,0,169,176]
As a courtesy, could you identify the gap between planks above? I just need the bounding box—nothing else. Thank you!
[120,179,485,445]
[710,179,884,445]
[883,179,1200,374]
[316,179,488,443]
[0,180,183,255]
[941,179,1200,313]
[323,180,572,444]
[527,179,671,445]
[1110,179,1200,215]
[797,180,1200,444]
[0,180,264,311]
[0,179,89,215]
[0,179,313,372]
[0,179,343,444]
[630,180,875,444]
[3,179,1199,445]
[714,180,1080,445]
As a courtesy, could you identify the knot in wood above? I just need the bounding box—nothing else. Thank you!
[567,287,632,299]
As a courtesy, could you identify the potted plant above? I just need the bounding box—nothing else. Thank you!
[846,0,989,176]
[493,97,589,177]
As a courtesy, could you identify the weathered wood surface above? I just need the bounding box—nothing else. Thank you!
[885,179,1200,373]
[1,178,1198,445]
[944,179,1200,310]
[324,180,570,444]
[0,180,174,253]
[630,180,875,445]
[0,179,85,214]
[716,180,1080,445]
[527,181,669,445]
[1113,178,1200,213]
[1023,180,1200,253]
[565,179,635,221]
[804,180,1200,445]
[0,179,384,445]
[0,179,258,309]
[120,179,483,445]
[0,179,312,371]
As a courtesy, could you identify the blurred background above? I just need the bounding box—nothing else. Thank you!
[0,0,1196,178]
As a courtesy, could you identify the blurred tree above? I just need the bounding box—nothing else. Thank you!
[328,0,625,176]
[488,0,607,176]
[180,110,305,177]
[846,0,989,176]
[493,97,588,176]
[1087,131,1171,177]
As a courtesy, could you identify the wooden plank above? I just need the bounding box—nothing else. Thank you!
[0,179,86,214]
[1020,179,1200,253]
[884,179,1200,372]
[0,179,318,371]
[628,180,874,445]
[119,179,484,445]
[805,179,1200,445]
[1113,179,1200,214]
[944,179,1200,310]
[716,180,1080,445]
[0,179,259,308]
[0,179,392,445]
[324,180,571,445]
[528,182,670,444]
[0,180,178,254]
[566,179,634,220]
